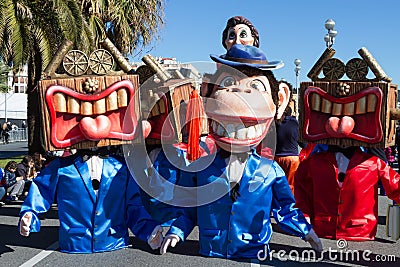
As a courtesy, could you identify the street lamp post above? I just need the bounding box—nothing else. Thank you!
[293,59,301,117]
[294,59,301,94]
[324,19,337,48]
[4,71,13,123]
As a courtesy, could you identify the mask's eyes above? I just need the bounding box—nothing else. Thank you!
[239,29,248,38]
[228,31,236,40]
[219,76,237,87]
[249,79,266,92]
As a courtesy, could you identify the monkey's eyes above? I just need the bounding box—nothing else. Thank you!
[249,79,266,92]
[220,76,237,87]
[239,29,248,38]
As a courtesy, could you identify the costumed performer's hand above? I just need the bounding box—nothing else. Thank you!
[305,228,323,252]
[147,225,164,250]
[20,212,32,237]
[160,234,180,255]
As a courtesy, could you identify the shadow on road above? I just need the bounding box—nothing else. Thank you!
[0,223,59,256]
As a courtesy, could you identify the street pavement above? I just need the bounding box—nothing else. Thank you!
[0,141,29,159]
[0,142,399,266]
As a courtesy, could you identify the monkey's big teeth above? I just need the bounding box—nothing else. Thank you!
[247,126,256,139]
[255,124,263,136]
[217,124,226,136]
[225,124,236,138]
[211,121,266,140]
[236,125,247,140]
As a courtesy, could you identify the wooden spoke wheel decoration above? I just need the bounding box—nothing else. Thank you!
[346,58,369,81]
[322,58,345,80]
[63,50,89,76]
[89,49,114,75]
[136,65,157,84]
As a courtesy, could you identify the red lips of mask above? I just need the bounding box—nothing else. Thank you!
[46,79,137,148]
[303,86,383,143]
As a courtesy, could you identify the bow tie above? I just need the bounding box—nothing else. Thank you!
[79,149,109,162]
[327,146,356,159]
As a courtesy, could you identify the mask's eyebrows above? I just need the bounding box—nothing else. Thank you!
[209,67,249,84]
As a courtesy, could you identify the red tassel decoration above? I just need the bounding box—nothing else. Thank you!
[186,89,204,161]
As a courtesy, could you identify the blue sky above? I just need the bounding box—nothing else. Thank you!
[130,0,400,87]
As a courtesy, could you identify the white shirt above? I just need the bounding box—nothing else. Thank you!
[87,156,104,195]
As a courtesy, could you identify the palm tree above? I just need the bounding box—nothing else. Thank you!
[0,0,165,153]
[0,61,11,93]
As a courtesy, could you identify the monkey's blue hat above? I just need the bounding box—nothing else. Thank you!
[210,44,284,70]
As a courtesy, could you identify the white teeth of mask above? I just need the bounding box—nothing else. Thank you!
[236,125,247,140]
[217,124,225,136]
[255,124,263,136]
[247,126,256,139]
[226,124,236,138]
[212,121,265,140]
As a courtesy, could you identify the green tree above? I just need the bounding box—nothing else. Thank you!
[0,61,11,93]
[0,0,165,153]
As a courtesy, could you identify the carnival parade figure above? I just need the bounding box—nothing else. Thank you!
[18,45,164,253]
[294,34,400,240]
[159,44,323,259]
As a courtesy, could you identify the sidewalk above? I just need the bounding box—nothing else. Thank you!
[0,141,28,159]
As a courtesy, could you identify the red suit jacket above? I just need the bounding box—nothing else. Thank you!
[294,148,400,241]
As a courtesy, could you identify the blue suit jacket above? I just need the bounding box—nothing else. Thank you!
[169,149,311,259]
[140,146,196,226]
[20,154,158,253]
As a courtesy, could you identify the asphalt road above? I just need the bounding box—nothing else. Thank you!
[1,194,399,266]
[0,141,29,159]
[0,142,399,266]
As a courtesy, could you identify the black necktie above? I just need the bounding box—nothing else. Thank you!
[92,179,100,190]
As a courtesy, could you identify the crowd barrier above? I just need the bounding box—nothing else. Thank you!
[1,128,28,143]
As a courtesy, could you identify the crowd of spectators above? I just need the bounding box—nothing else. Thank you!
[0,152,46,206]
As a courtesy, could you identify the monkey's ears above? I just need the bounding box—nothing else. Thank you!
[276,82,290,120]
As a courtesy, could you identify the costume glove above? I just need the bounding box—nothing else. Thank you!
[147,225,163,250]
[20,212,32,237]
[305,228,323,252]
[160,234,180,255]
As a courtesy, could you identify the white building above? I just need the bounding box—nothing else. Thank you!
[0,65,28,125]
[131,57,203,89]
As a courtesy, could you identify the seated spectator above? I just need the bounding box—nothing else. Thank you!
[0,186,5,206]
[16,155,36,195]
[4,161,25,201]
[32,152,46,172]
[0,167,5,205]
